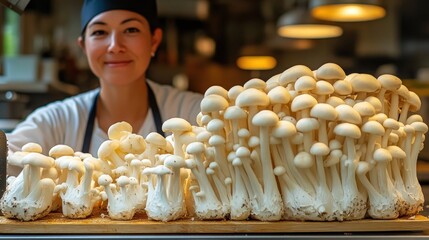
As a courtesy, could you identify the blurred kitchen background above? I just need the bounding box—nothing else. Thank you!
[0,0,429,138]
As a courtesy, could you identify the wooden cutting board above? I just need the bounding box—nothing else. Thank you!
[0,213,428,234]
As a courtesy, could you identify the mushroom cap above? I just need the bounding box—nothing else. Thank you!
[236,88,269,108]
[344,73,358,82]
[142,165,172,176]
[238,128,250,138]
[186,142,205,155]
[408,91,422,112]
[130,159,144,167]
[406,114,423,124]
[204,85,229,99]
[179,131,197,145]
[313,80,334,96]
[279,65,313,86]
[266,74,280,92]
[294,76,316,92]
[326,96,345,108]
[349,73,381,93]
[310,142,330,156]
[310,103,338,121]
[22,142,43,153]
[356,161,370,175]
[291,93,317,112]
[353,101,376,117]
[7,151,28,167]
[232,157,243,167]
[296,118,319,132]
[145,132,167,147]
[314,63,346,81]
[98,140,120,158]
[98,174,113,186]
[209,134,226,146]
[196,130,212,142]
[200,94,229,114]
[108,121,133,140]
[294,151,314,168]
[119,133,146,154]
[248,136,260,148]
[397,85,410,100]
[273,166,286,176]
[243,78,267,91]
[377,74,402,91]
[228,85,244,101]
[383,118,400,130]
[208,161,219,169]
[368,112,388,124]
[272,120,297,138]
[206,118,224,132]
[364,96,382,113]
[267,86,291,105]
[329,139,342,149]
[162,117,192,133]
[68,158,85,174]
[334,122,361,139]
[361,120,385,136]
[387,145,406,159]
[224,106,247,120]
[404,124,415,134]
[164,155,186,168]
[21,152,55,169]
[333,80,353,96]
[335,104,362,125]
[324,149,342,167]
[236,146,251,158]
[185,159,197,169]
[252,110,279,127]
[373,148,392,163]
[411,121,429,133]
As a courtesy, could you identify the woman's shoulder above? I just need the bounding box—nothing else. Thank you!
[29,88,99,117]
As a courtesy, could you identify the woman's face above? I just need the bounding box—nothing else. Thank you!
[79,10,162,87]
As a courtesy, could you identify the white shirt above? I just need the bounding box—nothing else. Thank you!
[6,80,203,175]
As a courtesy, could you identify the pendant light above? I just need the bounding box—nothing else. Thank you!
[310,0,386,22]
[277,7,343,39]
[236,45,277,71]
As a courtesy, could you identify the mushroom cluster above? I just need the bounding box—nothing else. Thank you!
[1,63,427,222]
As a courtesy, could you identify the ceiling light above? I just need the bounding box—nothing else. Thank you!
[277,8,343,39]
[236,45,277,71]
[310,0,386,22]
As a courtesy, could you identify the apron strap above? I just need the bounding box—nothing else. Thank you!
[82,82,164,153]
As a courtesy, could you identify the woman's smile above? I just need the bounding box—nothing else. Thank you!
[104,60,133,68]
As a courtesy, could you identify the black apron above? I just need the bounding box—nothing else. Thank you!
[81,82,164,153]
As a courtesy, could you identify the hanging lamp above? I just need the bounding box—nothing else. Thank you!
[310,0,386,22]
[277,7,343,39]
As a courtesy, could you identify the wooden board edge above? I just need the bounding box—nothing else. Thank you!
[0,214,428,234]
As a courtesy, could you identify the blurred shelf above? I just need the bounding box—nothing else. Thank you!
[0,81,48,93]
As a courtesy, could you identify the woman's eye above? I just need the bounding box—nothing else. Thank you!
[90,30,106,36]
[125,27,140,34]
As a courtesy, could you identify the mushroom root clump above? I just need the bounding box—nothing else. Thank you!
[2,63,428,222]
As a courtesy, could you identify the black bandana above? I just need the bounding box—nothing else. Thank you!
[81,0,158,33]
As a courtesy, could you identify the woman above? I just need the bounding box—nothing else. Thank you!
[6,0,203,175]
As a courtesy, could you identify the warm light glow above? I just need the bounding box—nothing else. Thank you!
[277,24,343,39]
[236,56,277,70]
[312,4,386,22]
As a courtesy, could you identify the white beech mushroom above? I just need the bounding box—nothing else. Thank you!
[314,63,346,83]
[1,152,56,221]
[185,142,227,219]
[250,110,284,221]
